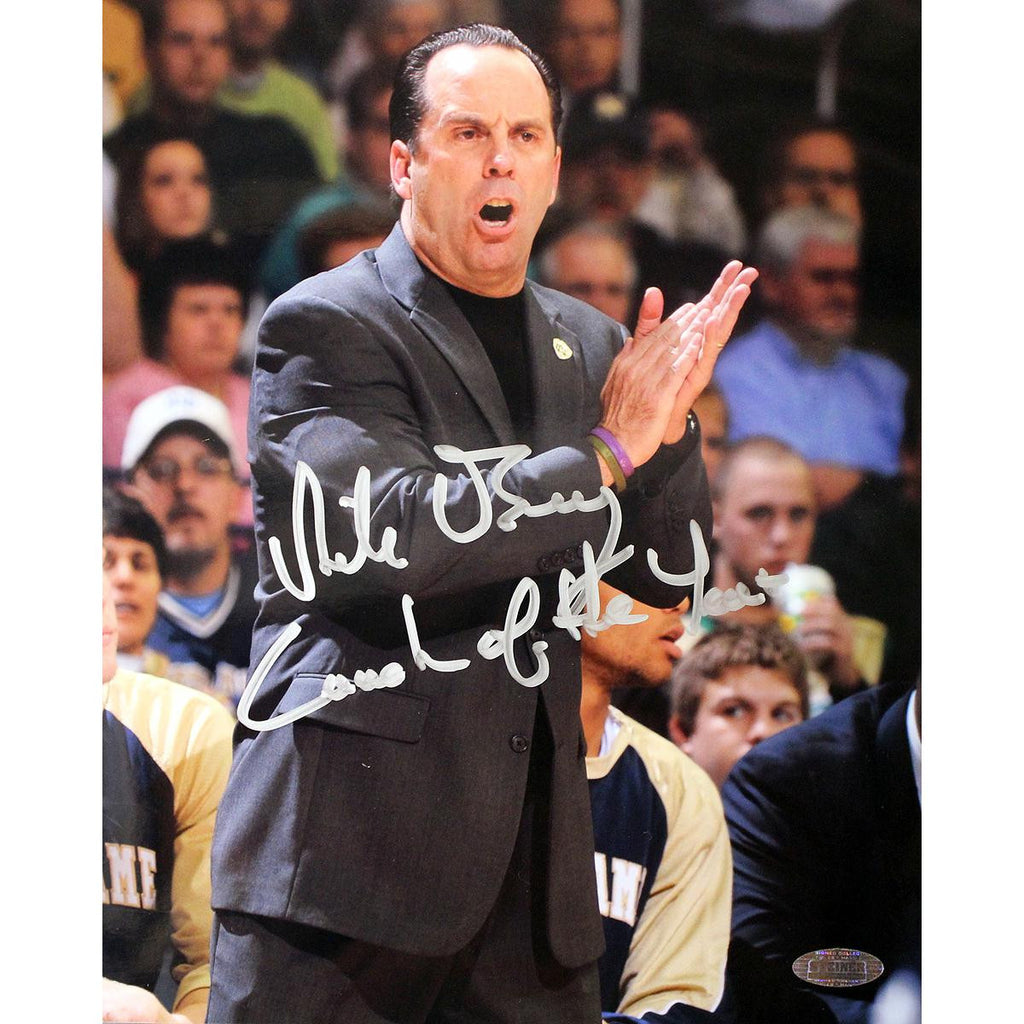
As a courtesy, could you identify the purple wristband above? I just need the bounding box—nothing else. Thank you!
[589,426,634,479]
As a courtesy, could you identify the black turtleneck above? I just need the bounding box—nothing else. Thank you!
[442,280,534,443]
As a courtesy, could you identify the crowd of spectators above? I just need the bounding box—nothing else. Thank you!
[102,1,920,1021]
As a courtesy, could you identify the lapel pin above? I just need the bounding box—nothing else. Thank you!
[552,337,573,360]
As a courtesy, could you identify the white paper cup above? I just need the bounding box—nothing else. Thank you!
[773,563,835,634]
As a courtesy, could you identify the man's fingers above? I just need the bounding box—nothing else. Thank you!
[653,263,757,446]
[632,286,665,340]
[705,274,757,351]
[670,315,709,374]
[668,301,704,337]
[626,310,692,376]
[667,301,695,326]
[667,262,755,334]
[721,268,759,319]
[613,261,756,453]
[703,260,745,308]
[632,263,754,355]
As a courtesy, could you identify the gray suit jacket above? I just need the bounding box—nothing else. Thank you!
[211,224,711,968]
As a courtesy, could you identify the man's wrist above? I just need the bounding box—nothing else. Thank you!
[588,428,633,492]
[593,447,615,488]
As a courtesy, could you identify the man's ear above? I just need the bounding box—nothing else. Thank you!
[391,140,413,200]
[668,715,690,751]
[549,145,562,206]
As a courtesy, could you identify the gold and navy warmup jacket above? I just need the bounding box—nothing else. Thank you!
[102,670,233,1012]
[587,707,732,1019]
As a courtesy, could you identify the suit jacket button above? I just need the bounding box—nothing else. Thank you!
[510,734,529,753]
[527,628,543,642]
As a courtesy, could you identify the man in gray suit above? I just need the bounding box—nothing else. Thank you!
[209,23,755,1024]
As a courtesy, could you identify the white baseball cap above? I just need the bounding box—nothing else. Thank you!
[121,386,238,473]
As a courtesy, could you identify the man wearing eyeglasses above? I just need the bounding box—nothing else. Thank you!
[713,205,908,513]
[761,122,862,230]
[120,385,257,709]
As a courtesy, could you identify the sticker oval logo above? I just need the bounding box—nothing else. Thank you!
[552,337,573,360]
[792,948,884,988]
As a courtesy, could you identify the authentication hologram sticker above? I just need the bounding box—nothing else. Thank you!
[792,948,884,988]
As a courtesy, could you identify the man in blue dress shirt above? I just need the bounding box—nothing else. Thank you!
[713,205,907,511]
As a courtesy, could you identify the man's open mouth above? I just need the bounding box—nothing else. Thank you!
[479,200,513,223]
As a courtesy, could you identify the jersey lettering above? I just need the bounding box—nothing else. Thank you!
[594,852,611,915]
[104,842,158,910]
[138,847,158,910]
[593,851,647,926]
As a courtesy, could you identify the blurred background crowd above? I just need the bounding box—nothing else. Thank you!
[100,1,922,1020]
[102,0,921,707]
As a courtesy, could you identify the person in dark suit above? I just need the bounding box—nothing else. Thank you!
[208,23,756,1023]
[718,682,920,1023]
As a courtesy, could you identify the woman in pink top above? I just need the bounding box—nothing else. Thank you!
[103,237,253,525]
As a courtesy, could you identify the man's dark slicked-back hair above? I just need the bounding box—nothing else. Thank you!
[389,23,563,154]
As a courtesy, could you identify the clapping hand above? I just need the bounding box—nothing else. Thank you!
[598,261,757,471]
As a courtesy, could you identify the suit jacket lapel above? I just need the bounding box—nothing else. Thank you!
[375,226,594,449]
[875,690,920,840]
[874,689,921,951]
[524,284,588,451]
[375,225,515,445]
